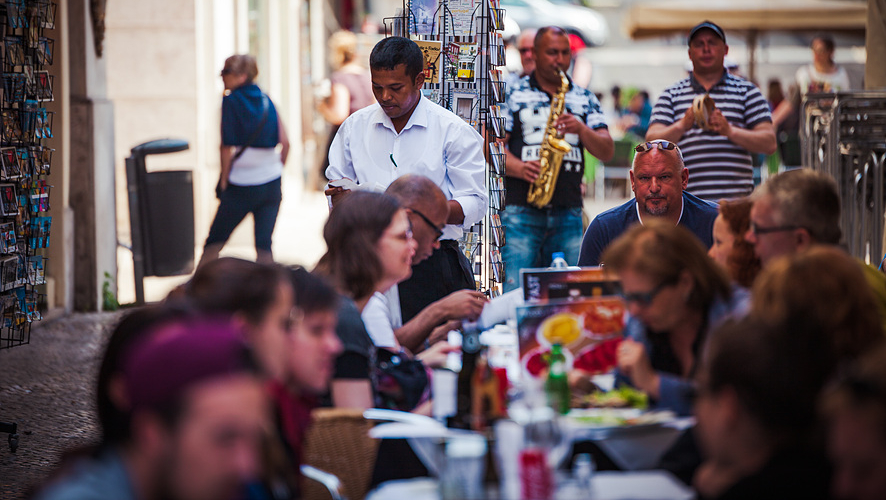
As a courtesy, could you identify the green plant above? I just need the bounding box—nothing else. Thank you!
[102,272,119,311]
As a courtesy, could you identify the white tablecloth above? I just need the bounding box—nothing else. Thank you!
[365,470,694,500]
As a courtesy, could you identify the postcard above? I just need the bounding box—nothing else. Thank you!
[415,40,443,85]
[410,0,439,34]
[447,0,478,36]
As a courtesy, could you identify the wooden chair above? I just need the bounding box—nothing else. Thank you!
[301,408,380,500]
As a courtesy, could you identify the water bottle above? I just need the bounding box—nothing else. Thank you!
[573,453,596,490]
[550,252,569,269]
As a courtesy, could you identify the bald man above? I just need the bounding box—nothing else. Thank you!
[362,175,488,352]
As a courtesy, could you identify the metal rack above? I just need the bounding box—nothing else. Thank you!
[802,91,886,265]
[383,0,507,295]
[0,0,57,453]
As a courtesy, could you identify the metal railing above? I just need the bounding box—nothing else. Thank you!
[802,91,886,265]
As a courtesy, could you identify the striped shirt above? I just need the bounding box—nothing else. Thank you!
[650,72,772,200]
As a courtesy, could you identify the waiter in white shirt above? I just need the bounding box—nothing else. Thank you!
[325,36,488,322]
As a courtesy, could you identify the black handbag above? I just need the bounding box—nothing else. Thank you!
[373,348,430,412]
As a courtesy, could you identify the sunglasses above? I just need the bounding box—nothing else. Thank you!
[220,68,234,76]
[409,208,444,241]
[748,222,801,236]
[635,141,678,153]
[621,279,675,307]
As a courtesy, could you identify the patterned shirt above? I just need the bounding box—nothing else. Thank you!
[503,73,608,208]
[650,72,772,200]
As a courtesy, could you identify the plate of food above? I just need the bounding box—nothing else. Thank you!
[562,386,676,438]
[561,407,678,438]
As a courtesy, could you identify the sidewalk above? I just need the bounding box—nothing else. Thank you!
[0,312,122,499]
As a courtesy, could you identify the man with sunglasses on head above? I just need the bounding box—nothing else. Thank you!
[500,26,613,292]
[361,174,488,353]
[578,140,718,266]
[646,21,776,201]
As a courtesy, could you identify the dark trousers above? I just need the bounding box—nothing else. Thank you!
[205,177,282,252]
[398,240,475,323]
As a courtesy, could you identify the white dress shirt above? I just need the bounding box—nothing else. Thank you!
[326,96,488,240]
[361,290,401,348]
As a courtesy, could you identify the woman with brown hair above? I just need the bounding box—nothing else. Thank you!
[601,219,749,415]
[707,197,761,288]
[751,245,883,361]
[315,191,419,409]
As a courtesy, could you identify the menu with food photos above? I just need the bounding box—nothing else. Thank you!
[520,267,622,303]
[516,296,625,379]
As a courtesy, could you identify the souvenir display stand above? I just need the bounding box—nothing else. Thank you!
[0,0,56,452]
[385,0,507,295]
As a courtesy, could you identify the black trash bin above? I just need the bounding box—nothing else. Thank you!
[125,138,193,304]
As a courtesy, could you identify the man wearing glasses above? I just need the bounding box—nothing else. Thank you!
[747,168,886,330]
[578,140,718,266]
[746,168,842,266]
[361,175,488,353]
[646,21,776,201]
[505,28,537,90]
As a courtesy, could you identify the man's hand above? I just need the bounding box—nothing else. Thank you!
[616,339,658,397]
[707,109,733,137]
[679,107,695,134]
[555,112,584,136]
[512,159,541,183]
[416,341,460,369]
[437,290,488,322]
[324,186,350,207]
[427,319,461,347]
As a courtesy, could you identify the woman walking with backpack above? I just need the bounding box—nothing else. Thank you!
[199,54,290,266]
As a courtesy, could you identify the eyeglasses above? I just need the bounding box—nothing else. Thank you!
[635,141,678,153]
[621,279,674,307]
[519,47,533,54]
[748,221,801,236]
[409,208,444,241]
[220,68,233,76]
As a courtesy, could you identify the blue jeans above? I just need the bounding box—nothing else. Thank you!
[205,177,282,252]
[500,205,583,292]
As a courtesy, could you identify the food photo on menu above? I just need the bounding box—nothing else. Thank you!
[514,266,677,427]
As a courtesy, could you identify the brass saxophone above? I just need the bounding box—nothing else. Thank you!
[526,69,572,208]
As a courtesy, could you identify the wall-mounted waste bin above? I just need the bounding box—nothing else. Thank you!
[125,138,193,304]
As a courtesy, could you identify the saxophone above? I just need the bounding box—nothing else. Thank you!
[526,69,572,208]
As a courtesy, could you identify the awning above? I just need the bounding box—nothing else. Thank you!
[625,0,867,40]
[624,0,867,81]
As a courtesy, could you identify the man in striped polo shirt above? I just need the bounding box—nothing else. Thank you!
[646,21,776,201]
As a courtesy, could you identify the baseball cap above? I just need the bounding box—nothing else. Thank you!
[688,21,726,45]
[123,316,255,411]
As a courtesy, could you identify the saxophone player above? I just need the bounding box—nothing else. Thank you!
[500,26,614,293]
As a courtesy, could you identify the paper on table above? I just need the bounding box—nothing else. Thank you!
[364,408,443,427]
[590,471,694,499]
[369,422,452,439]
[325,178,387,208]
[477,288,524,329]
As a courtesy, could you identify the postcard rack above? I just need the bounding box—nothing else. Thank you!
[0,0,55,351]
[384,0,507,295]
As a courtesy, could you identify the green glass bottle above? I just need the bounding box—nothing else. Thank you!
[545,343,570,414]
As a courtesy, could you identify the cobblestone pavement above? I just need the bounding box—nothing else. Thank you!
[0,312,123,499]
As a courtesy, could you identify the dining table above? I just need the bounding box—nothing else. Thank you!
[365,470,695,500]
